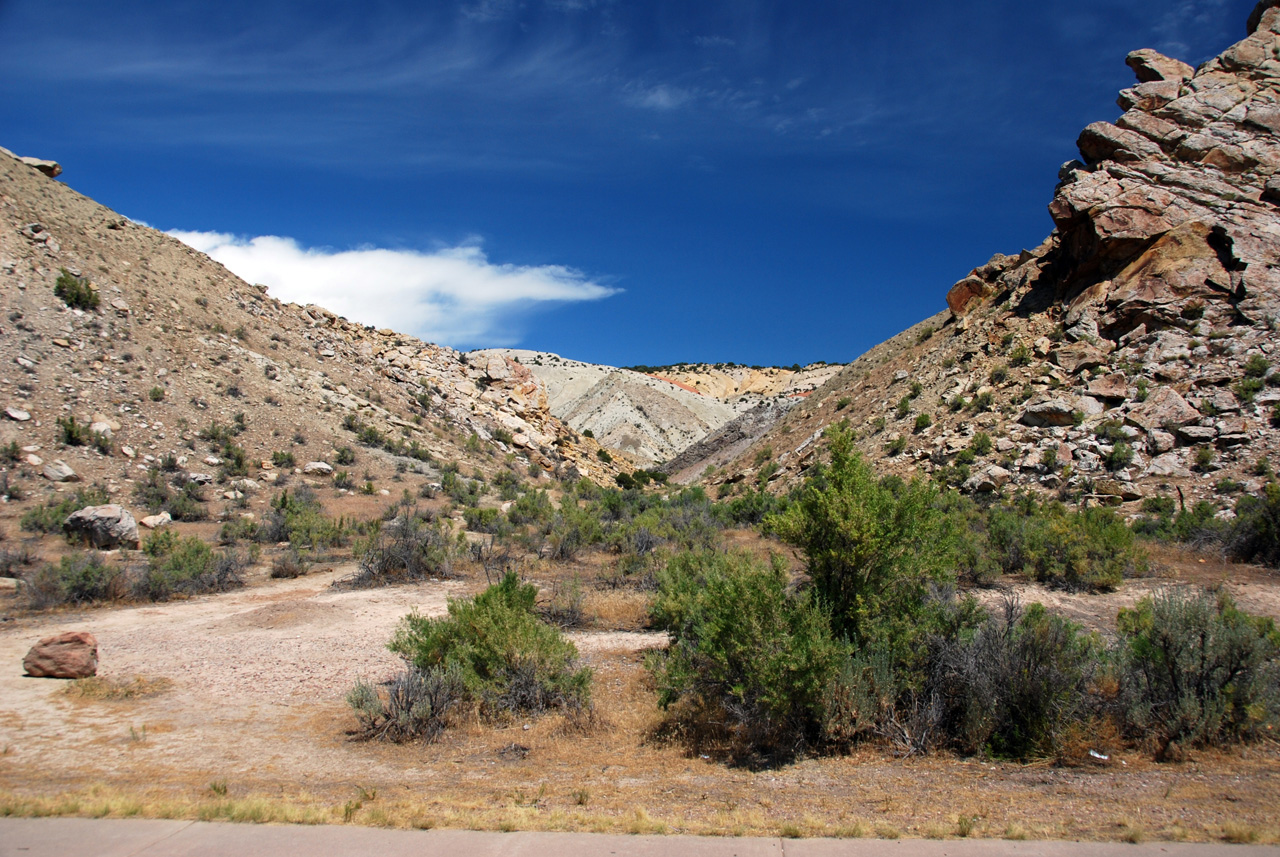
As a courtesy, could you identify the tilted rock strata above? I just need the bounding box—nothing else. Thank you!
[710,6,1280,515]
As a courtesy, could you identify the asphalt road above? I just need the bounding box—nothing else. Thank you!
[2,819,1279,857]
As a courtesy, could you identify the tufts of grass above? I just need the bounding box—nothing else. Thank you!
[64,676,172,701]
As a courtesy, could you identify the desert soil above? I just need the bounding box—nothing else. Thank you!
[0,562,1278,842]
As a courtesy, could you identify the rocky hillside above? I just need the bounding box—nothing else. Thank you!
[0,150,624,529]
[704,3,1280,516]
[473,349,840,465]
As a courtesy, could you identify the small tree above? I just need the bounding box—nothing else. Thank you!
[769,425,962,665]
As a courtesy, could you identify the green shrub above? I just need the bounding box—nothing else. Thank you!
[388,572,591,717]
[56,416,91,447]
[1105,441,1134,471]
[133,470,207,522]
[148,386,166,402]
[909,381,923,400]
[970,432,993,456]
[1117,588,1280,756]
[895,397,911,419]
[22,553,124,608]
[1228,482,1280,567]
[20,486,109,533]
[596,448,613,463]
[989,365,1008,385]
[1235,376,1264,403]
[347,511,452,587]
[462,506,503,534]
[769,425,964,663]
[1009,345,1031,367]
[255,488,347,548]
[985,497,1145,590]
[133,537,245,601]
[928,599,1103,759]
[1243,354,1270,378]
[968,391,994,412]
[271,450,296,468]
[54,268,100,310]
[913,413,932,433]
[835,396,852,411]
[347,666,466,743]
[647,550,846,763]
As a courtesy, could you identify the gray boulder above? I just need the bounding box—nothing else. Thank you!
[63,505,140,550]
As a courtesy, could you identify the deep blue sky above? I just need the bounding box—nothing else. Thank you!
[0,0,1256,366]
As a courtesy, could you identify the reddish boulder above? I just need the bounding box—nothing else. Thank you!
[23,631,98,678]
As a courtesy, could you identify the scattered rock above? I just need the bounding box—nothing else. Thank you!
[1126,388,1201,432]
[42,460,79,482]
[1019,396,1081,427]
[140,511,172,530]
[63,504,141,549]
[23,632,98,679]
[302,461,333,476]
[5,406,30,421]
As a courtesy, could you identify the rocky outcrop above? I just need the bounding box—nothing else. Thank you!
[706,6,1280,514]
[0,146,61,178]
[63,505,141,549]
[23,631,98,678]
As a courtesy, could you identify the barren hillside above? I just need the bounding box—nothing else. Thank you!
[473,349,842,464]
[0,151,626,538]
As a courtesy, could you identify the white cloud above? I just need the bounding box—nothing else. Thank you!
[168,230,619,348]
[632,84,693,111]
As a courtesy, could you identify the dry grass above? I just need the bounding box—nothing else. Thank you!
[63,676,173,701]
[582,589,650,630]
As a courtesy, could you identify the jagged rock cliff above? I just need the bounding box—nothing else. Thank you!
[706,4,1280,514]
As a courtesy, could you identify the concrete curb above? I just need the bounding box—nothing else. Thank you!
[2,818,1279,857]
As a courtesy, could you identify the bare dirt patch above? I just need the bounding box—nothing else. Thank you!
[1,559,1278,842]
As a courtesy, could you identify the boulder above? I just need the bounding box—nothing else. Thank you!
[1051,342,1109,374]
[63,505,140,549]
[1086,373,1130,400]
[140,511,172,530]
[23,631,98,678]
[5,406,31,421]
[1094,479,1143,501]
[42,460,79,482]
[1177,425,1218,444]
[1126,387,1201,432]
[230,478,261,495]
[302,461,333,475]
[1125,49,1195,83]
[1019,396,1081,427]
[1145,452,1192,478]
[946,276,989,316]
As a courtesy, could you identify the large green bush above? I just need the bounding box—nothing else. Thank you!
[22,553,125,608]
[133,536,245,601]
[1117,588,1280,756]
[647,550,846,763]
[388,572,591,717]
[927,599,1102,759]
[985,496,1146,590]
[1227,482,1280,567]
[768,425,962,663]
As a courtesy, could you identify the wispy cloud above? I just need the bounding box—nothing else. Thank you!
[168,230,619,347]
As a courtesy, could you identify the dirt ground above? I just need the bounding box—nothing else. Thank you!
[1,554,1278,843]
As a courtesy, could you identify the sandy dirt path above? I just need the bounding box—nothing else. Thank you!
[0,569,664,791]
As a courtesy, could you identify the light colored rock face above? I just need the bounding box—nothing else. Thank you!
[473,350,842,465]
[706,7,1280,511]
[302,461,333,475]
[63,504,140,550]
[23,631,98,679]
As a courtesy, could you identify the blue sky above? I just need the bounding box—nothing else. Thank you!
[0,0,1254,366]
